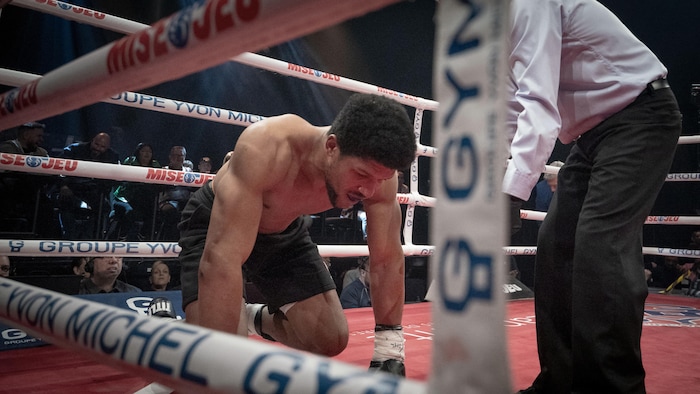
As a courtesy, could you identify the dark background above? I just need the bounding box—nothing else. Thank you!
[1,0,699,287]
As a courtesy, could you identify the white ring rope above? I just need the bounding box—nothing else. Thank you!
[0,68,265,128]
[10,0,439,112]
[520,209,700,226]
[403,108,425,246]
[0,153,216,187]
[666,172,700,182]
[6,240,697,258]
[0,278,425,393]
[643,247,700,258]
[0,240,435,258]
[0,68,440,158]
[503,247,700,258]
[678,135,700,145]
[539,162,700,182]
[0,153,436,207]
[0,0,403,130]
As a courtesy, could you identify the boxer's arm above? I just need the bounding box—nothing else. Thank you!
[197,128,279,334]
[364,175,406,374]
[364,174,404,326]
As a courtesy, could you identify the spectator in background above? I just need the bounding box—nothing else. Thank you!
[158,146,192,240]
[534,160,564,213]
[0,122,49,156]
[107,143,162,241]
[62,132,119,163]
[78,256,141,294]
[198,157,213,174]
[685,259,700,297]
[0,122,54,236]
[59,132,120,239]
[397,170,409,194]
[149,260,171,291]
[647,255,684,289]
[689,229,700,249]
[0,255,11,278]
[71,257,89,279]
[342,256,370,290]
[340,257,371,309]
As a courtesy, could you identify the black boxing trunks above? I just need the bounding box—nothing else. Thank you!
[178,182,336,312]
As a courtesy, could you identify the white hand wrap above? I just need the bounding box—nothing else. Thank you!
[245,303,263,336]
[372,324,405,362]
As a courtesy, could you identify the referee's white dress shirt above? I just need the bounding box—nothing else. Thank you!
[503,0,667,200]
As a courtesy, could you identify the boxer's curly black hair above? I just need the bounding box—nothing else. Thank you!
[329,93,416,170]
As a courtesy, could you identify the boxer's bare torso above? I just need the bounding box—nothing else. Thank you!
[211,114,396,234]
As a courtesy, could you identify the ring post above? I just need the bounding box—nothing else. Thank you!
[432,0,512,392]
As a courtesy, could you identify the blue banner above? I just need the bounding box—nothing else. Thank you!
[0,290,184,351]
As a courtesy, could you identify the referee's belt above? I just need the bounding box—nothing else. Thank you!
[647,78,670,92]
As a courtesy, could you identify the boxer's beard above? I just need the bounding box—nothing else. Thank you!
[325,180,339,208]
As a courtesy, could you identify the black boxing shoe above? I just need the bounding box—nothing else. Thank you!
[368,359,405,377]
[147,297,177,319]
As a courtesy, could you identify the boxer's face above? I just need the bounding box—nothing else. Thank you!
[325,154,394,209]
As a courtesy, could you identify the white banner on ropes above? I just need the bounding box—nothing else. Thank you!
[0,239,436,258]
[432,0,511,393]
[0,279,425,393]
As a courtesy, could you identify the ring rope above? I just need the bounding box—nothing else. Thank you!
[520,209,700,226]
[0,68,440,158]
[0,240,435,258]
[0,153,216,187]
[0,278,425,393]
[11,0,439,112]
[665,172,700,182]
[5,240,697,258]
[0,0,403,130]
[678,135,700,144]
[0,153,436,207]
[539,162,700,182]
[0,68,265,128]
[403,108,425,246]
[504,246,700,258]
